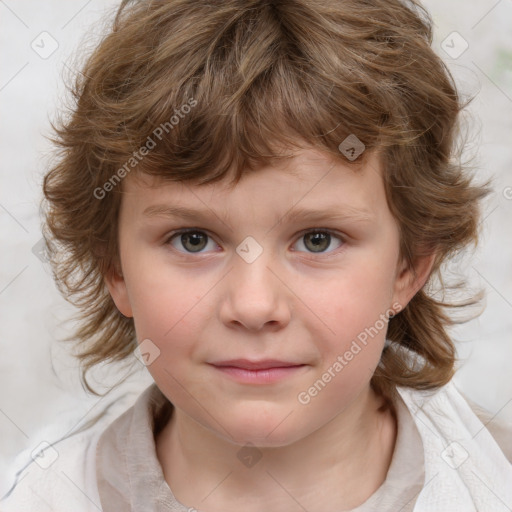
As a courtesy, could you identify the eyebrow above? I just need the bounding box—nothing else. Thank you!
[142,204,375,225]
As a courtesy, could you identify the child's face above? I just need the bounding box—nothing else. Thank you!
[106,146,432,446]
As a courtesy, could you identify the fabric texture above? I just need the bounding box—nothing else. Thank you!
[1,379,511,512]
[397,382,512,512]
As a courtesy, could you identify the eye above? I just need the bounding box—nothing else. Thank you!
[292,229,344,255]
[166,229,218,254]
[165,228,344,256]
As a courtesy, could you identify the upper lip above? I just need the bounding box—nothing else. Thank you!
[210,359,305,370]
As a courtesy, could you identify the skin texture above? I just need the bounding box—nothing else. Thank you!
[105,146,435,511]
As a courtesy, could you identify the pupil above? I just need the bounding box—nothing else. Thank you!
[306,232,329,252]
[183,232,205,251]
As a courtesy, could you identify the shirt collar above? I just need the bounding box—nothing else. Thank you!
[96,383,188,512]
[96,382,423,512]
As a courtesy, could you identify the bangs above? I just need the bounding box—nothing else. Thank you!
[80,0,433,189]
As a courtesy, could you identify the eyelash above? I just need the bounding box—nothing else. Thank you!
[163,228,346,258]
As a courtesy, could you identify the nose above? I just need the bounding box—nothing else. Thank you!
[219,250,291,332]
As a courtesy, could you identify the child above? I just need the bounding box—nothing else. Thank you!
[2,0,512,510]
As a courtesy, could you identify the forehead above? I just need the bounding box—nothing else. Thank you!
[120,146,385,221]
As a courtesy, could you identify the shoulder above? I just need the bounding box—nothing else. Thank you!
[397,380,512,464]
[0,385,147,512]
[0,426,103,512]
[457,389,512,464]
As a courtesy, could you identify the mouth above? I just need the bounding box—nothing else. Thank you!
[209,359,305,370]
[208,359,308,384]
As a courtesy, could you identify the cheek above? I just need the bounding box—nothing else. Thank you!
[295,260,395,388]
[127,278,205,395]
[302,263,395,333]
[125,262,205,343]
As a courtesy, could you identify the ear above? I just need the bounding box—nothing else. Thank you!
[104,261,133,318]
[391,250,436,312]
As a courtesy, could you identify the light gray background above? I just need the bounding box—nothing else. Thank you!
[1,0,511,496]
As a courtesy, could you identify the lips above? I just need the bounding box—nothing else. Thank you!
[209,359,308,385]
[210,359,304,370]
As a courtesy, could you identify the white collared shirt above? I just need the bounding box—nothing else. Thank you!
[2,380,511,511]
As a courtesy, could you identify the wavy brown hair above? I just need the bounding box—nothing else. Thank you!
[43,0,491,399]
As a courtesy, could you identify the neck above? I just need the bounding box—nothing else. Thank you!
[156,385,397,512]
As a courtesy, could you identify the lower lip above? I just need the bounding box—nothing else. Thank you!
[211,365,307,384]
